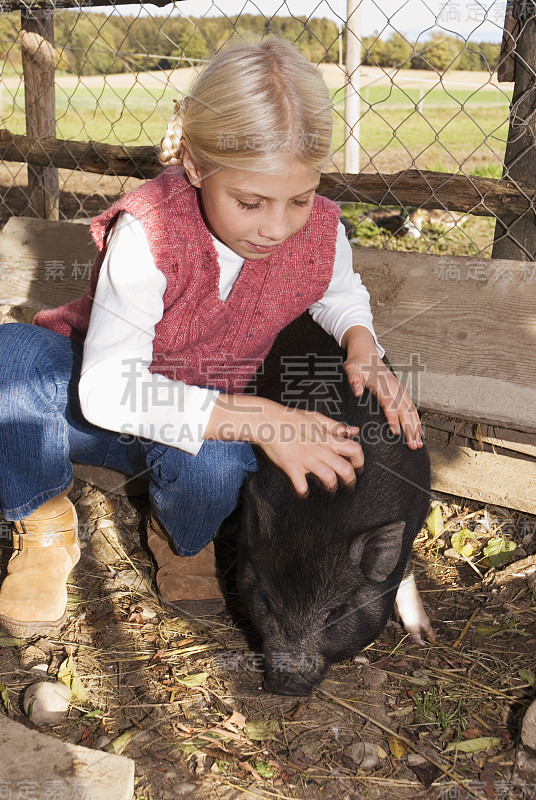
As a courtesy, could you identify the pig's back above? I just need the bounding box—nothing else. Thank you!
[249,312,430,538]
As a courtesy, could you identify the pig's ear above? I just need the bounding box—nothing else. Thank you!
[243,485,276,535]
[351,521,406,583]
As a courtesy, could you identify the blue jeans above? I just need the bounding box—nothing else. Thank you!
[0,323,257,556]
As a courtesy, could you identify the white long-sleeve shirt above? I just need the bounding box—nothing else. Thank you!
[79,212,384,455]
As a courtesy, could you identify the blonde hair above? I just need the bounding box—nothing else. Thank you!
[159,38,332,174]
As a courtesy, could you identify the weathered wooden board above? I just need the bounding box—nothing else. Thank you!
[0,216,95,308]
[1,131,535,217]
[422,414,536,459]
[354,246,536,435]
[426,429,536,515]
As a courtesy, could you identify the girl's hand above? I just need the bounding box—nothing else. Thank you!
[204,393,363,496]
[257,405,364,497]
[341,326,423,450]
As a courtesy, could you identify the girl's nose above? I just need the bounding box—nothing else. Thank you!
[258,209,288,242]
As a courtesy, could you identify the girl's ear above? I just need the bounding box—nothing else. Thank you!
[181,144,203,188]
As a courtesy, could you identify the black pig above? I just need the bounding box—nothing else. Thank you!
[238,313,434,695]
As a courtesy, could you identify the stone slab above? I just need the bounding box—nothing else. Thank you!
[0,714,134,800]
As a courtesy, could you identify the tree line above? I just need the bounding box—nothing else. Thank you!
[0,11,501,75]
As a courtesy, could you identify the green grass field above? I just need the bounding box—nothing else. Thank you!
[0,75,509,254]
[330,86,511,173]
[1,79,512,167]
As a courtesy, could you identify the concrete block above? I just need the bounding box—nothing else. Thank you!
[0,715,135,800]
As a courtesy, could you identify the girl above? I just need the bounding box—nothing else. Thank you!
[0,38,422,637]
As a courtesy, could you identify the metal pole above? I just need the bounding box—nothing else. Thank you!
[344,0,360,174]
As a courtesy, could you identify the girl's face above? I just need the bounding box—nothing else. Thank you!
[182,149,320,260]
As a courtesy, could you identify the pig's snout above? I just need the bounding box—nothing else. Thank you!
[262,651,327,696]
[263,673,319,696]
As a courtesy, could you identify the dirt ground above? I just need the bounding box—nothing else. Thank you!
[0,475,535,800]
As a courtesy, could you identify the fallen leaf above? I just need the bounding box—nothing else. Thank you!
[376,744,388,759]
[237,759,263,780]
[251,759,275,778]
[0,683,12,715]
[387,735,407,759]
[0,634,26,648]
[176,672,208,687]
[57,655,89,705]
[483,537,516,567]
[244,719,281,742]
[151,649,166,663]
[426,506,444,540]
[444,737,500,754]
[451,529,480,557]
[104,728,136,755]
[518,668,535,687]
[222,710,246,730]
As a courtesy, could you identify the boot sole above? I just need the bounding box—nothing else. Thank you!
[0,610,67,639]
[158,595,226,618]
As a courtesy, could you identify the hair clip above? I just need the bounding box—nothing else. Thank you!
[173,97,190,117]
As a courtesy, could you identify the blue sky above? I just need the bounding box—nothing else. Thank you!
[113,1,507,42]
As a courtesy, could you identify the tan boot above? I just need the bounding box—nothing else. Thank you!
[146,514,225,615]
[0,487,80,638]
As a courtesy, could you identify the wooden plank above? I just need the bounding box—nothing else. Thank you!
[0,217,94,307]
[493,1,536,259]
[20,9,59,220]
[72,463,148,496]
[1,130,534,218]
[427,432,536,515]
[422,414,536,459]
[317,170,534,217]
[0,131,161,181]
[354,246,536,435]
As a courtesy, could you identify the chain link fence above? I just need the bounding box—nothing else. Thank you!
[1,0,534,258]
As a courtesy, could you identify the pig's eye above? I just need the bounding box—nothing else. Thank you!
[324,606,348,630]
[254,590,272,615]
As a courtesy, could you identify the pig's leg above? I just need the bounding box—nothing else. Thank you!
[394,558,436,645]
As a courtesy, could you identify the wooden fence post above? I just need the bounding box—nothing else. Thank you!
[492,0,536,260]
[21,7,59,220]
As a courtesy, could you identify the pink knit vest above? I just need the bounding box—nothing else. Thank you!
[34,167,340,393]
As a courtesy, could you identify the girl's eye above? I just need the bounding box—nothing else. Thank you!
[293,199,311,207]
[237,199,261,210]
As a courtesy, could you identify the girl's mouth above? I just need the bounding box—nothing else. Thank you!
[247,241,282,254]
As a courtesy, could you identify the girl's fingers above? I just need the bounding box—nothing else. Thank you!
[313,413,359,439]
[380,399,401,436]
[371,381,424,448]
[331,421,360,439]
[261,410,365,494]
[343,365,365,397]
[401,408,424,449]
